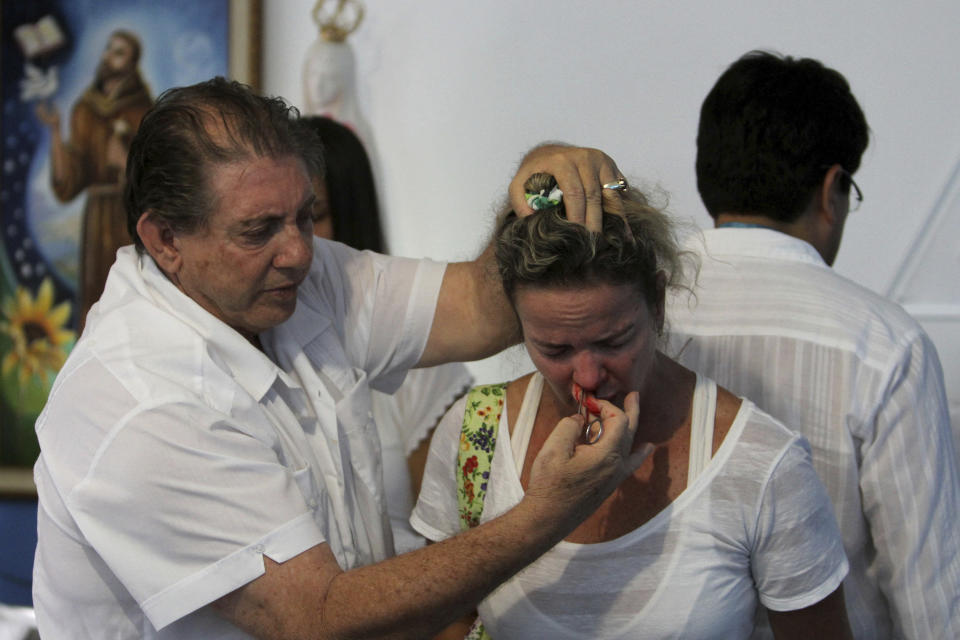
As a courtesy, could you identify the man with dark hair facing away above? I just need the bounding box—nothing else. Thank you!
[667,50,959,639]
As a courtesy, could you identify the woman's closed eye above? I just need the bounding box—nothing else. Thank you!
[597,338,630,352]
[596,327,638,351]
[532,342,571,360]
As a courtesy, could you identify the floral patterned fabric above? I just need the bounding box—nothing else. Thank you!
[457,383,505,640]
[457,383,505,530]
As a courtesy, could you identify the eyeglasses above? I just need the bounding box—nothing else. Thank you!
[825,166,864,213]
[838,168,863,212]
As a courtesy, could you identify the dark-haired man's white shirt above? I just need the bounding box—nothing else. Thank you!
[32,240,446,638]
[666,227,960,639]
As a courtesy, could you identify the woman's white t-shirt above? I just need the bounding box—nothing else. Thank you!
[411,373,847,639]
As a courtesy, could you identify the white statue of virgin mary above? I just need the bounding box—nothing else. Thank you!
[301,0,373,149]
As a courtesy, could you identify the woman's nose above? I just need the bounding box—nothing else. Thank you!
[571,350,605,391]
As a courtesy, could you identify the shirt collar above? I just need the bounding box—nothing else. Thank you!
[695,227,828,268]
[133,248,283,401]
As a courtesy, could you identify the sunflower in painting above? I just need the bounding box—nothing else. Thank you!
[1,278,75,385]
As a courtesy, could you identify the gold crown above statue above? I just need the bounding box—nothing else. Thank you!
[313,0,365,43]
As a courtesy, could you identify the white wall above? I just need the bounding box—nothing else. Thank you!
[262,0,960,419]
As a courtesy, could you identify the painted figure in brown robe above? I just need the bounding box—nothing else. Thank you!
[35,30,153,331]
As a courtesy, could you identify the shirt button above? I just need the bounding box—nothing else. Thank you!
[253,544,264,554]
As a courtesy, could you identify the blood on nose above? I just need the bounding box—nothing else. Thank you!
[571,381,602,415]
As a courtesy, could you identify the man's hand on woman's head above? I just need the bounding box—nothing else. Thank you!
[509,144,624,232]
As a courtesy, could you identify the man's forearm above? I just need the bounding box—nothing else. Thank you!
[219,495,578,640]
[417,240,520,368]
[320,495,565,639]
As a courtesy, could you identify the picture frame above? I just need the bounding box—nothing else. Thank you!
[228,0,262,91]
[0,0,262,496]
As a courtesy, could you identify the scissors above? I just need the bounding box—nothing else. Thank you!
[577,390,604,445]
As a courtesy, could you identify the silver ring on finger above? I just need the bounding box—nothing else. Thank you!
[602,178,628,192]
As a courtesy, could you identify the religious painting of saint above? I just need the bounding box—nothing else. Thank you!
[0,0,260,492]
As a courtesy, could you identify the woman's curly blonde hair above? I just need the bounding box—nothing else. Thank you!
[496,173,696,312]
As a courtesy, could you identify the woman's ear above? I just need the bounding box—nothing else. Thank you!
[136,211,182,277]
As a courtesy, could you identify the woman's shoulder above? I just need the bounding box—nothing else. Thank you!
[722,395,811,470]
[439,380,512,436]
[711,383,741,455]
[702,394,821,528]
[505,372,543,437]
[505,372,536,393]
[732,397,804,442]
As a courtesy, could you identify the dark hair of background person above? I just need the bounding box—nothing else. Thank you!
[299,116,386,253]
[124,77,322,251]
[696,50,870,223]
